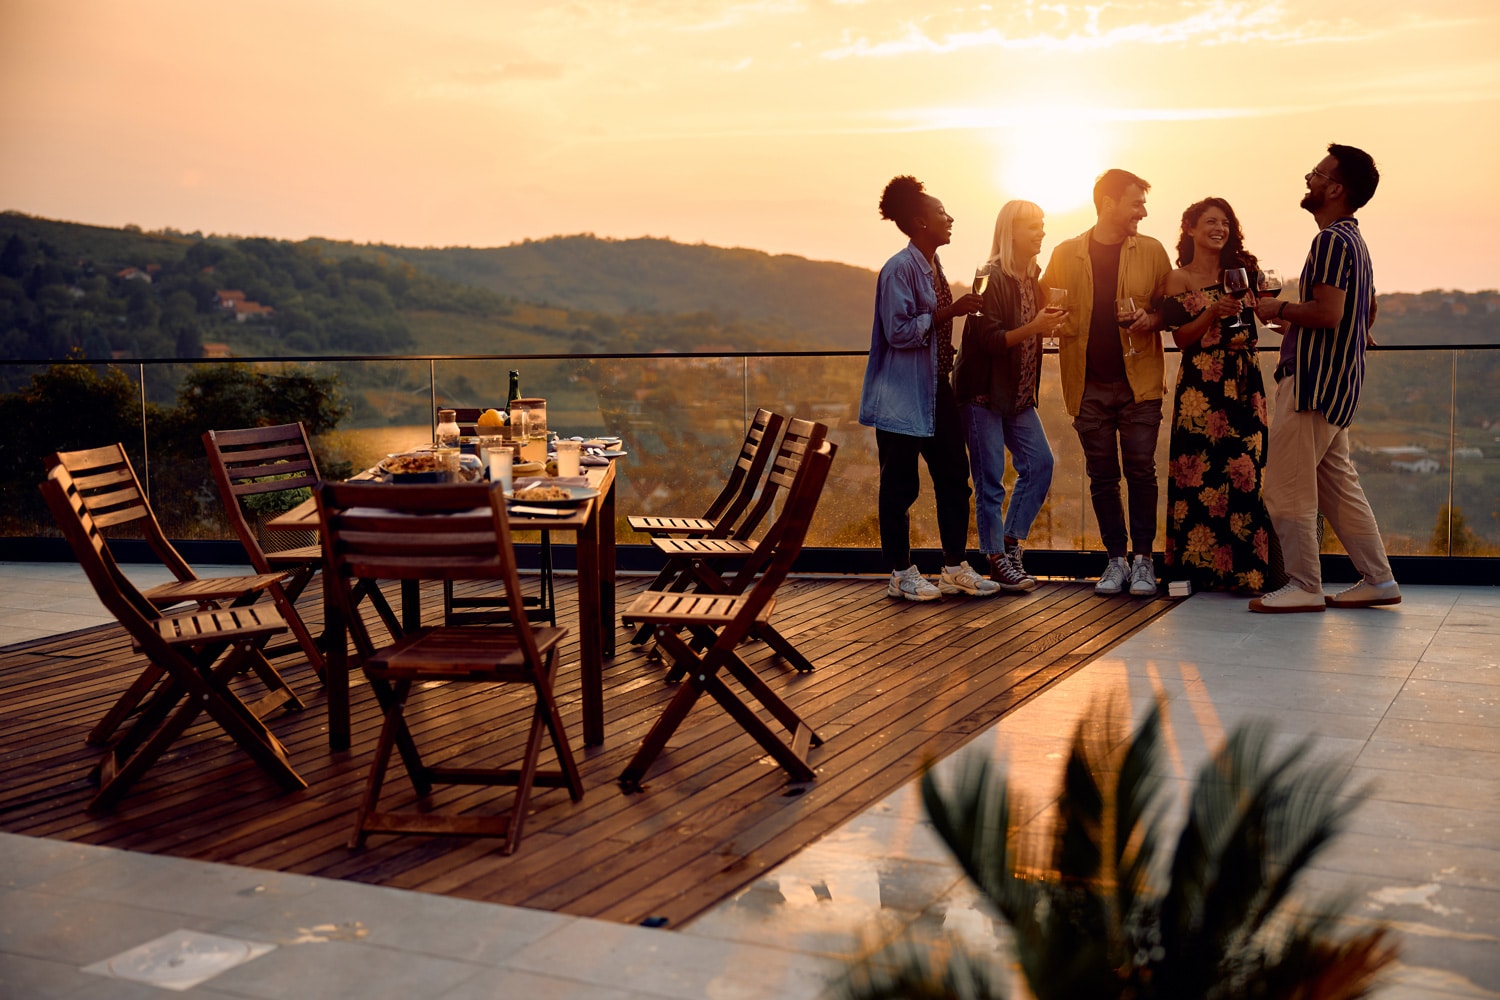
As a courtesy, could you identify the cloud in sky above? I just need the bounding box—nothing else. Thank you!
[816,1,1473,59]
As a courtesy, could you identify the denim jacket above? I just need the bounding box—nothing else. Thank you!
[858,242,941,437]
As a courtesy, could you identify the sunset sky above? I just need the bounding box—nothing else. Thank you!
[2,1,1496,292]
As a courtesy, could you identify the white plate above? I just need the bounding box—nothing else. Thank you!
[504,485,600,507]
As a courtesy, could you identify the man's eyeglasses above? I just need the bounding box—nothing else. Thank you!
[1306,167,1338,184]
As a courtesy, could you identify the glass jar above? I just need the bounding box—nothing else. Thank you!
[435,409,460,449]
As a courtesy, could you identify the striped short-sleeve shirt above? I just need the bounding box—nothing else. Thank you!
[1289,217,1375,428]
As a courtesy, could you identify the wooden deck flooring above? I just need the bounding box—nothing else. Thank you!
[0,574,1177,927]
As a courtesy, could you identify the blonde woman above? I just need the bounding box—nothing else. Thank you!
[951,200,1066,589]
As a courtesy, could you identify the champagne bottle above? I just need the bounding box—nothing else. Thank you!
[507,369,521,412]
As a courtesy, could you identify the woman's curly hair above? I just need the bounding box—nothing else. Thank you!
[1176,196,1258,276]
[879,175,927,238]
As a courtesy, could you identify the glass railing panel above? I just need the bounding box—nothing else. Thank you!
[2,361,147,539]
[3,349,1498,566]
[1452,348,1500,555]
[575,356,757,544]
[745,354,869,548]
[1342,349,1456,556]
[131,359,406,541]
[433,358,613,438]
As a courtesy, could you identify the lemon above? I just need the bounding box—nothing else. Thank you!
[477,408,506,427]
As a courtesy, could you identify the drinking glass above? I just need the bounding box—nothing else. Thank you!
[971,265,991,317]
[1258,268,1283,295]
[555,440,582,478]
[1117,296,1143,356]
[1222,268,1250,328]
[1043,287,1068,351]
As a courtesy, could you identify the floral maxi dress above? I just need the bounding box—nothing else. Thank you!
[1161,286,1285,594]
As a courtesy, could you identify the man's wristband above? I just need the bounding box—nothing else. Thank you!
[1277,300,1288,320]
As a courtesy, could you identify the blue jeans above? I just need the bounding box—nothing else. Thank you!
[962,403,1054,553]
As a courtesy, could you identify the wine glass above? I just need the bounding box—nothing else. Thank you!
[1117,296,1143,356]
[1042,287,1068,351]
[971,265,991,317]
[1256,269,1283,331]
[1222,268,1250,328]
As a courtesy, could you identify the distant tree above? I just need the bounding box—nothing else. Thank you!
[0,357,149,532]
[1430,504,1487,555]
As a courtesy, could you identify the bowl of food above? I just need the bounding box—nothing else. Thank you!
[379,452,448,483]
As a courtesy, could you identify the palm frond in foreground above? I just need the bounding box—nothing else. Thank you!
[837,702,1398,1000]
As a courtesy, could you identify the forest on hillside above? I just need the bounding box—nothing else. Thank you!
[2,212,1497,368]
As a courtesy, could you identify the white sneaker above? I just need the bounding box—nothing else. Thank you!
[1095,556,1129,596]
[1326,578,1402,608]
[939,563,1001,597]
[1248,581,1326,614]
[1128,554,1158,597]
[888,565,940,602]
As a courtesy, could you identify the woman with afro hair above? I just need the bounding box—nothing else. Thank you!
[858,175,998,601]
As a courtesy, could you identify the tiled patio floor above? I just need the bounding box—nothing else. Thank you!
[2,563,1497,999]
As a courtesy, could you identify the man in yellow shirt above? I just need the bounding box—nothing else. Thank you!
[1041,169,1172,597]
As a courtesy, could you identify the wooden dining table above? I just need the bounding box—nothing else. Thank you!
[267,461,617,751]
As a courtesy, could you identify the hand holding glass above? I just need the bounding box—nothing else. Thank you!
[1042,288,1068,350]
[1117,297,1145,356]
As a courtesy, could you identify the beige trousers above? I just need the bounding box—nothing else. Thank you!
[1263,378,1394,592]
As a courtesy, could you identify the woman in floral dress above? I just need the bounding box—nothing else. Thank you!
[1159,198,1285,594]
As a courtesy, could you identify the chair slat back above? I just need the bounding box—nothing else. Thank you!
[40,464,171,641]
[316,481,544,661]
[724,440,836,632]
[700,408,785,529]
[203,423,321,572]
[45,443,195,582]
[729,418,828,542]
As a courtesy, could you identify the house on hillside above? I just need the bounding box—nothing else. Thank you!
[214,289,275,322]
[116,267,151,283]
[1392,457,1440,475]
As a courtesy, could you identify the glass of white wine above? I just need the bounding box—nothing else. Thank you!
[1042,287,1068,351]
[972,265,991,318]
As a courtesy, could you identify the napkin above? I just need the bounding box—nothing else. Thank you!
[580,453,611,467]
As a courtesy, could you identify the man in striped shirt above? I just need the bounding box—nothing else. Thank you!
[1249,143,1399,613]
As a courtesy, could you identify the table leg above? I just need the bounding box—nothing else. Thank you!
[577,501,604,747]
[325,569,350,751]
[401,580,421,634]
[601,474,617,659]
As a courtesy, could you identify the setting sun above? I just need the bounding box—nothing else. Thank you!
[996,121,1109,216]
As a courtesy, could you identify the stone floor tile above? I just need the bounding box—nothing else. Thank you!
[0,887,195,966]
[509,919,842,1000]
[204,937,482,1000]
[435,968,675,1000]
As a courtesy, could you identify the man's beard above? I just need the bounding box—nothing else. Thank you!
[1300,190,1324,212]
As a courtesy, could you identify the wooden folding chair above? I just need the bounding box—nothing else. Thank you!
[627,415,822,646]
[317,479,584,854]
[45,444,304,745]
[636,418,829,672]
[40,464,307,811]
[202,422,331,678]
[618,440,836,792]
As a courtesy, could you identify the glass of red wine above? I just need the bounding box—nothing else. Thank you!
[1222,268,1250,328]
